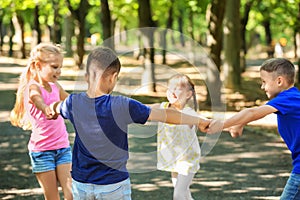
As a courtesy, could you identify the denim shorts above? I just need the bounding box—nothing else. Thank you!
[280,173,300,200]
[29,146,72,173]
[72,178,131,200]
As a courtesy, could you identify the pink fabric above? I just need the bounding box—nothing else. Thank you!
[26,81,69,151]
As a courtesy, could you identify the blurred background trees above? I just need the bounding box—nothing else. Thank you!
[1,0,300,104]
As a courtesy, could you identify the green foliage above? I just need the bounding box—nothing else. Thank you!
[0,0,299,57]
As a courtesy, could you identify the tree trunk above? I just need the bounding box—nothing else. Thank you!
[34,5,42,44]
[8,20,15,57]
[138,0,156,92]
[100,0,114,50]
[53,0,62,44]
[0,16,3,52]
[178,9,185,47]
[223,0,241,89]
[66,0,90,68]
[64,15,74,57]
[263,19,273,58]
[16,14,26,58]
[162,0,174,64]
[206,0,226,106]
[240,0,253,72]
[188,11,195,41]
[77,21,85,69]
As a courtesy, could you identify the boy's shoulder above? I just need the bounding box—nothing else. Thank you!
[279,87,300,97]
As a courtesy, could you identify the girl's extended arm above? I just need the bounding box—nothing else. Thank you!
[29,84,53,119]
[148,107,210,132]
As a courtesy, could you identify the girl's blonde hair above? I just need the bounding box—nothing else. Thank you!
[168,74,198,111]
[10,43,62,129]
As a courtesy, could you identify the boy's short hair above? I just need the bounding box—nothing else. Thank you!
[260,58,295,85]
[86,47,121,75]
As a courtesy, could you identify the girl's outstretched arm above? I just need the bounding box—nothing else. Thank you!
[29,84,55,119]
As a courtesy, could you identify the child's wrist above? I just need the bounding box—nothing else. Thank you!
[50,102,60,115]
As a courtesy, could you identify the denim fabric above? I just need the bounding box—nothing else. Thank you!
[72,178,131,200]
[29,146,72,173]
[280,173,300,200]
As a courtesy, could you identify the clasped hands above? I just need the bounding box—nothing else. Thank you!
[199,119,244,138]
[44,102,60,120]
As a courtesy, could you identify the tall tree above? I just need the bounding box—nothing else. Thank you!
[206,0,226,106]
[66,0,90,68]
[223,0,241,89]
[8,19,15,57]
[15,13,26,58]
[178,8,185,47]
[137,0,156,92]
[33,5,42,44]
[100,0,114,49]
[0,9,4,52]
[63,14,74,57]
[240,0,255,71]
[52,0,62,44]
[162,0,174,64]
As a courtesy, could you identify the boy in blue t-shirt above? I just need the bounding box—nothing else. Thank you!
[208,58,300,199]
[50,47,210,200]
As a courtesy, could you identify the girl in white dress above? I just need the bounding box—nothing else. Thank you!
[157,74,201,200]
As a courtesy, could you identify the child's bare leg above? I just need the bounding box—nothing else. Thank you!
[171,172,178,187]
[57,163,73,200]
[173,173,195,200]
[35,170,60,200]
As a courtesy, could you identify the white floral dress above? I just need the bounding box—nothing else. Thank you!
[157,102,201,175]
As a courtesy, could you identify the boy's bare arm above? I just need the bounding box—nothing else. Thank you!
[148,107,211,132]
[207,105,277,134]
[224,105,276,128]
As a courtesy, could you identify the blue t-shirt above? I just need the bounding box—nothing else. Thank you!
[60,93,151,184]
[267,87,300,174]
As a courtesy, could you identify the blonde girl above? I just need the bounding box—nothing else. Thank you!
[157,74,201,200]
[10,43,72,200]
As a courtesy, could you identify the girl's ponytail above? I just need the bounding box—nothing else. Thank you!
[10,62,33,130]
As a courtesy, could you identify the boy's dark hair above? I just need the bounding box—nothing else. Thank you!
[86,47,121,76]
[260,58,295,85]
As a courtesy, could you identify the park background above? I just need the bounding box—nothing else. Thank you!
[1,0,300,199]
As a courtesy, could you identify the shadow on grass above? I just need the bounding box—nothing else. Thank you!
[0,119,291,200]
[126,125,290,199]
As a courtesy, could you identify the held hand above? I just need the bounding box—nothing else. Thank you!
[206,119,224,134]
[228,125,244,138]
[198,119,212,132]
[45,105,59,120]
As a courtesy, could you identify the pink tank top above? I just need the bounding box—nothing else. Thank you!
[26,81,69,152]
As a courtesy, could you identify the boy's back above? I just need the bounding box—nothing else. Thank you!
[60,92,150,184]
